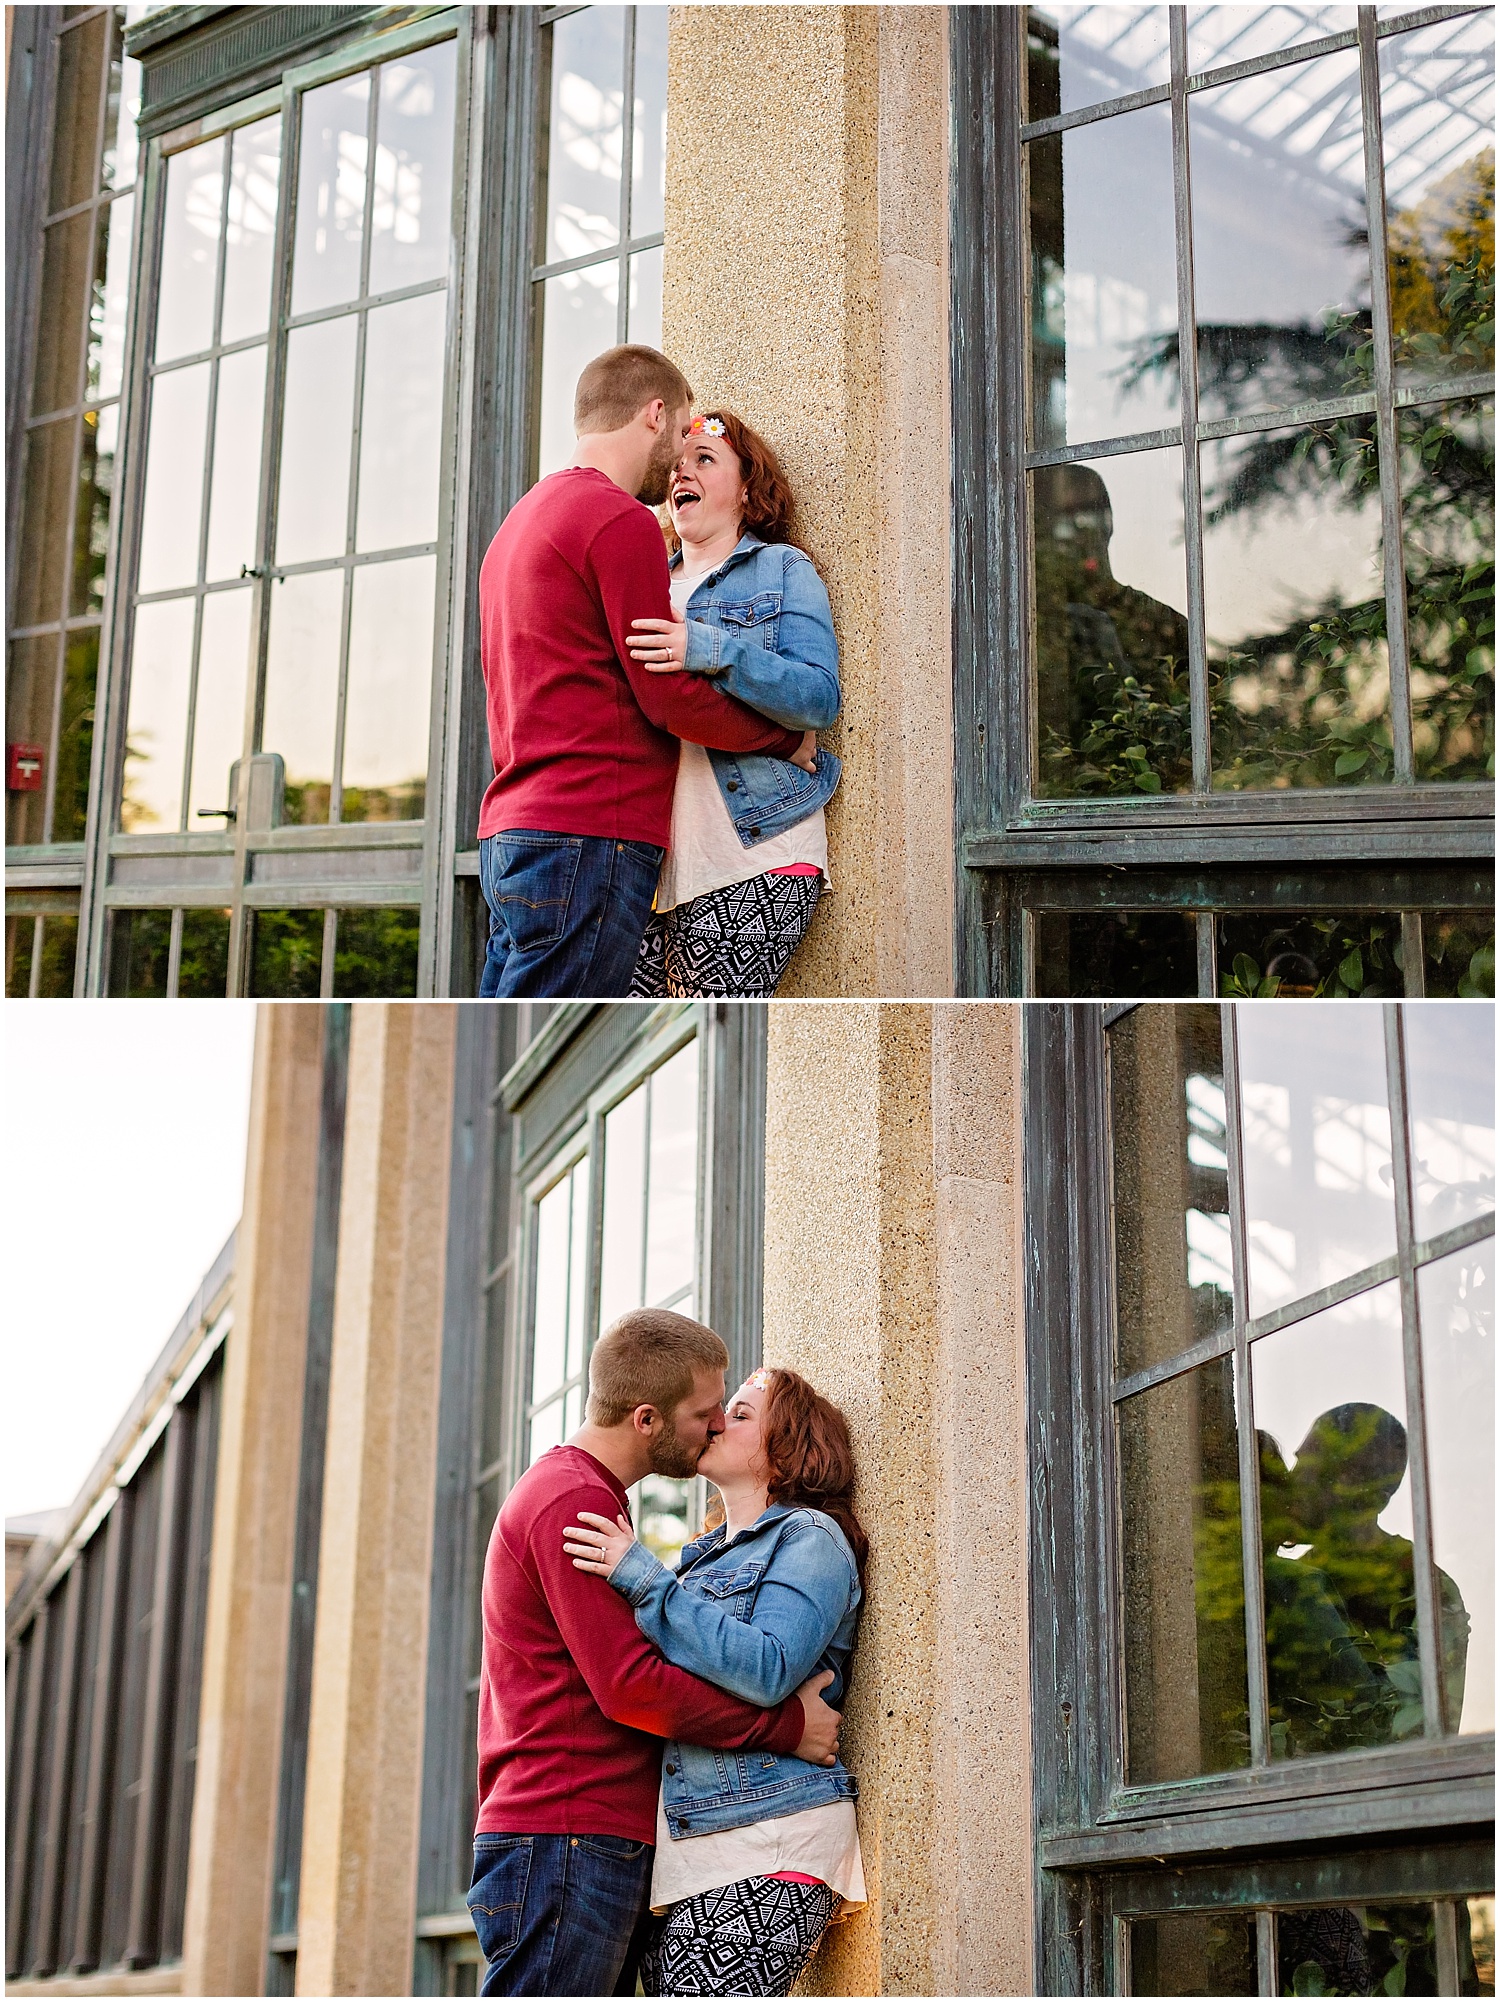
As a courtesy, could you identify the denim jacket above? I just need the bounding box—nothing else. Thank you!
[672,536,842,846]
[609,1501,861,1838]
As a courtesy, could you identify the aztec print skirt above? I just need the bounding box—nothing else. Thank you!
[639,1874,836,1998]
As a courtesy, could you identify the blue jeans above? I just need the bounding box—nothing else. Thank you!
[467,1832,654,1996]
[478,832,664,998]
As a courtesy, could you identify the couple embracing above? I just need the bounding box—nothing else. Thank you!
[469,1309,867,1996]
[476,345,840,1000]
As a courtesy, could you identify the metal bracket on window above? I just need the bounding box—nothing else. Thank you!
[239,563,271,580]
[225,752,286,832]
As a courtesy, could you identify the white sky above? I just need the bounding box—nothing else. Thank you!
[2,1003,256,1522]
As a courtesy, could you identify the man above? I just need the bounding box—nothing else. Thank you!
[477,346,813,997]
[469,1309,841,1997]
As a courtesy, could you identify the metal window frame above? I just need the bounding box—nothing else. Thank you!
[1023,1003,1496,1995]
[951,7,1496,998]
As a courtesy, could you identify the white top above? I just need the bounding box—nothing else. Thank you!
[649,1789,867,1917]
[655,565,829,915]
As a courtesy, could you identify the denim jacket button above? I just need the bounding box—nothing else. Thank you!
[726,781,739,793]
[747,827,760,836]
[665,1762,677,1775]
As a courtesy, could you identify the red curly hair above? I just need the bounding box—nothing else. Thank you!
[706,1368,869,1586]
[664,409,803,553]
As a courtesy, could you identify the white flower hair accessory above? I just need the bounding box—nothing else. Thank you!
[743,1368,773,1392]
[689,415,727,437]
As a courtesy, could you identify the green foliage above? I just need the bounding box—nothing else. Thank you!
[1219,916,1403,999]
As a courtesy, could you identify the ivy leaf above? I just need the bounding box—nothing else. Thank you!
[1339,948,1365,990]
[1334,748,1370,776]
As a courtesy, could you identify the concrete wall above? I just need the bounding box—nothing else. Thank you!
[762,1004,1032,1996]
[664,8,953,998]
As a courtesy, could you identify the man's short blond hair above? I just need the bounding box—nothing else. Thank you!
[587,1308,729,1427]
[575,345,693,436]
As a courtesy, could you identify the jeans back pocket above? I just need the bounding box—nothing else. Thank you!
[467,1837,532,1961]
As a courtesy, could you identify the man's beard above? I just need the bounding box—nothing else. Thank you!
[648,1412,706,1479]
[637,431,679,507]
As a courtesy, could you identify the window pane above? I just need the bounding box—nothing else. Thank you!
[331,906,420,997]
[538,264,619,478]
[1278,1904,1440,1997]
[54,628,100,845]
[1190,51,1369,422]
[1421,912,1496,999]
[176,907,230,998]
[1027,107,1178,452]
[91,190,133,400]
[220,115,281,345]
[356,291,447,552]
[107,907,172,996]
[8,914,80,998]
[276,316,357,563]
[1218,909,1406,999]
[6,917,37,997]
[1033,910,1198,997]
[1405,1000,1496,1241]
[1110,1004,1233,1379]
[1026,7,1170,122]
[50,13,107,212]
[1418,1245,1493,1734]
[5,637,58,847]
[1032,449,1190,797]
[1128,1911,1257,1996]
[248,908,325,997]
[600,1082,647,1328]
[72,402,117,617]
[123,597,196,832]
[14,418,75,628]
[1203,419,1389,792]
[631,7,668,239]
[545,8,625,265]
[1463,1898,1496,1996]
[187,586,251,824]
[567,1158,591,1381]
[626,244,662,350]
[102,19,142,192]
[368,43,456,295]
[204,343,266,581]
[532,1172,574,1405]
[645,1040,699,1306]
[32,212,93,415]
[1118,1356,1251,1783]
[1237,1003,1395,1314]
[1188,6,1356,72]
[137,361,211,592]
[155,139,225,363]
[1380,15,1495,393]
[341,553,435,822]
[1252,1281,1419,1757]
[292,73,370,316]
[1402,397,1494,784]
[262,567,344,825]
[528,1395,565,1468]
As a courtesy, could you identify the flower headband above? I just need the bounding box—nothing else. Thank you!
[743,1368,773,1392]
[689,415,727,437]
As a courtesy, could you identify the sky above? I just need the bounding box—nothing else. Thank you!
[3,1003,257,1523]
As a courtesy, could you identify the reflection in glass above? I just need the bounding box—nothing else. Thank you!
[262,568,344,824]
[103,22,142,193]
[1218,909,1406,1000]
[249,908,325,998]
[155,139,225,363]
[1203,420,1389,792]
[276,317,357,563]
[545,8,624,265]
[1033,909,1198,998]
[1237,1005,1395,1312]
[72,403,118,617]
[1464,1896,1496,1996]
[1110,1005,1232,1378]
[532,1168,578,1404]
[645,1040,700,1306]
[177,908,231,998]
[631,7,668,238]
[92,190,133,400]
[628,245,663,350]
[204,344,266,581]
[1404,1002,1496,1243]
[14,421,74,629]
[6,914,78,999]
[1401,398,1494,785]
[5,637,58,846]
[123,597,196,831]
[1129,1911,1257,1997]
[137,361,211,592]
[369,44,457,295]
[53,630,99,845]
[1187,6,1355,73]
[32,213,92,416]
[332,907,421,997]
[292,73,370,316]
[1252,1283,1421,1758]
[356,293,447,552]
[1026,7,1169,122]
[1118,1357,1251,1783]
[107,907,172,997]
[1380,17,1495,392]
[1418,1248,1492,1734]
[220,116,281,345]
[1188,53,1369,422]
[1278,1904,1439,1997]
[342,555,435,821]
[1032,450,1189,796]
[51,15,108,212]
[538,264,619,478]
[188,588,251,824]
[600,1083,648,1331]
[1027,107,1178,452]
[1421,912,1496,1000]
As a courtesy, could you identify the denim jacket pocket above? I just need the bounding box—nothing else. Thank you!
[695,1561,766,1619]
[716,592,782,635]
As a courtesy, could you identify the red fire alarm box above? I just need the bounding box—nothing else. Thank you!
[7,743,45,792]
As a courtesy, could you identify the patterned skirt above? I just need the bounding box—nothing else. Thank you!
[640,1875,836,1998]
[629,873,821,1000]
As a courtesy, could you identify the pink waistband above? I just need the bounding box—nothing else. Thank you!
[767,1871,824,1886]
[767,863,821,877]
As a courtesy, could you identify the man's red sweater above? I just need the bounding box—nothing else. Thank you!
[476,468,804,846]
[476,1445,807,1842]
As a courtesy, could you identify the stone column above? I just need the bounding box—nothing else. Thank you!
[293,1004,457,1998]
[663,8,953,998]
[181,1006,326,1997]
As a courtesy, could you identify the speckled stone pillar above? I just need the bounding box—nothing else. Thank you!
[663,8,953,998]
[761,1005,1032,1995]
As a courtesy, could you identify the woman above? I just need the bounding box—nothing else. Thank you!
[625,412,841,1000]
[563,1367,867,1997]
